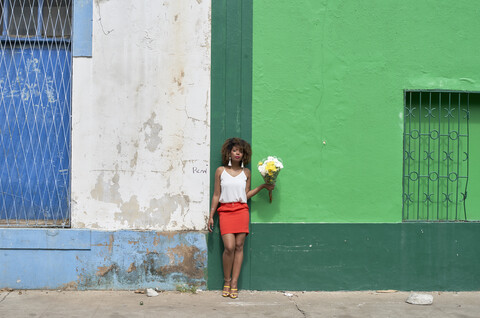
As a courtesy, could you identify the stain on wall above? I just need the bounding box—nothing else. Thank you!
[143,112,163,152]
[75,230,207,289]
[71,0,211,231]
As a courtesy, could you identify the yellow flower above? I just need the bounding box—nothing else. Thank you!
[258,161,263,166]
[266,161,277,171]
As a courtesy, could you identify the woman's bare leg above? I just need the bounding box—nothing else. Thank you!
[221,234,236,287]
[230,233,247,291]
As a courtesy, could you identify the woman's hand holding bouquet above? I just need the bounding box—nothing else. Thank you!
[257,156,283,203]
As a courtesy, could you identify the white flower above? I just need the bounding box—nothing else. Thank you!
[258,164,266,176]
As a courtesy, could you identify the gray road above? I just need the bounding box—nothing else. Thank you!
[0,289,478,317]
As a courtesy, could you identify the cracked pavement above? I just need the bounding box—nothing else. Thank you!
[1,290,479,317]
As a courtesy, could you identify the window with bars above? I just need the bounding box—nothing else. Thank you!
[0,0,72,227]
[0,0,71,39]
[402,91,473,222]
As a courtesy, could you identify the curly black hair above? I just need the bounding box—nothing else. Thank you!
[220,138,252,166]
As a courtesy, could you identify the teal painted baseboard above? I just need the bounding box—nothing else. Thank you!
[207,223,480,291]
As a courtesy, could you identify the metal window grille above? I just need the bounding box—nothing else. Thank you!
[402,90,472,221]
[0,0,72,227]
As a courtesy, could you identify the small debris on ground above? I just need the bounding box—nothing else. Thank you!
[0,288,14,292]
[376,290,398,293]
[139,301,144,305]
[146,288,159,297]
[284,292,294,297]
[406,293,433,305]
[134,289,146,294]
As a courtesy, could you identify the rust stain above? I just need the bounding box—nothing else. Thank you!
[93,235,115,251]
[153,232,163,246]
[157,231,180,240]
[128,240,139,245]
[127,263,137,273]
[146,248,159,255]
[173,69,185,87]
[96,265,115,277]
[159,244,205,279]
[153,231,184,246]
[108,234,114,253]
[59,281,78,291]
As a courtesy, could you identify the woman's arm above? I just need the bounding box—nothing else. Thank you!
[245,168,274,200]
[208,167,223,232]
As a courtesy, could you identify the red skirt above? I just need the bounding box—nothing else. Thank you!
[217,202,249,236]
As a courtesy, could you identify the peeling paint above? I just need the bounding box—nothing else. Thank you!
[127,263,136,273]
[72,0,211,231]
[130,151,138,168]
[90,172,122,204]
[3,230,209,290]
[161,244,205,279]
[116,196,140,225]
[59,281,78,291]
[146,248,158,255]
[144,194,190,227]
[93,234,114,253]
[108,234,114,253]
[173,70,185,87]
[96,264,116,277]
[142,112,163,152]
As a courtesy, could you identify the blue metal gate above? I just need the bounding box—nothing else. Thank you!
[0,0,71,227]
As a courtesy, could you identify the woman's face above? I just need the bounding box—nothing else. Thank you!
[230,146,243,163]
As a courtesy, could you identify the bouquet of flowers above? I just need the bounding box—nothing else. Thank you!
[257,156,284,203]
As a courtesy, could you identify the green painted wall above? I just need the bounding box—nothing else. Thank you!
[251,0,480,223]
[209,0,480,291]
[249,223,480,291]
[208,0,253,290]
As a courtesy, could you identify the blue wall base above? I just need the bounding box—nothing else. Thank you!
[0,229,207,290]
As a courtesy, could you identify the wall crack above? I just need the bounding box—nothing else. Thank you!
[96,2,114,35]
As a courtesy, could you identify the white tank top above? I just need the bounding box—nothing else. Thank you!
[219,168,247,203]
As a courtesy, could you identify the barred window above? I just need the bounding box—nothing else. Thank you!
[1,0,71,39]
[402,91,477,221]
[0,0,72,227]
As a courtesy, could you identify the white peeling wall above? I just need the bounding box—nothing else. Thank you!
[71,0,210,230]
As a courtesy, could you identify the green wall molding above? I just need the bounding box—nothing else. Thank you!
[250,223,480,291]
[209,0,253,290]
[210,223,480,291]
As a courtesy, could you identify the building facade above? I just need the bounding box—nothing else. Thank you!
[2,0,480,291]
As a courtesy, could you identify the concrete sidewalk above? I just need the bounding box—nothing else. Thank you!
[0,289,479,317]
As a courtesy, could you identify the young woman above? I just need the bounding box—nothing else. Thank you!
[208,138,274,299]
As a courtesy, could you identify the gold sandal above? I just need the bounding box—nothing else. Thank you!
[222,280,231,297]
[229,288,238,299]
[222,285,230,297]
